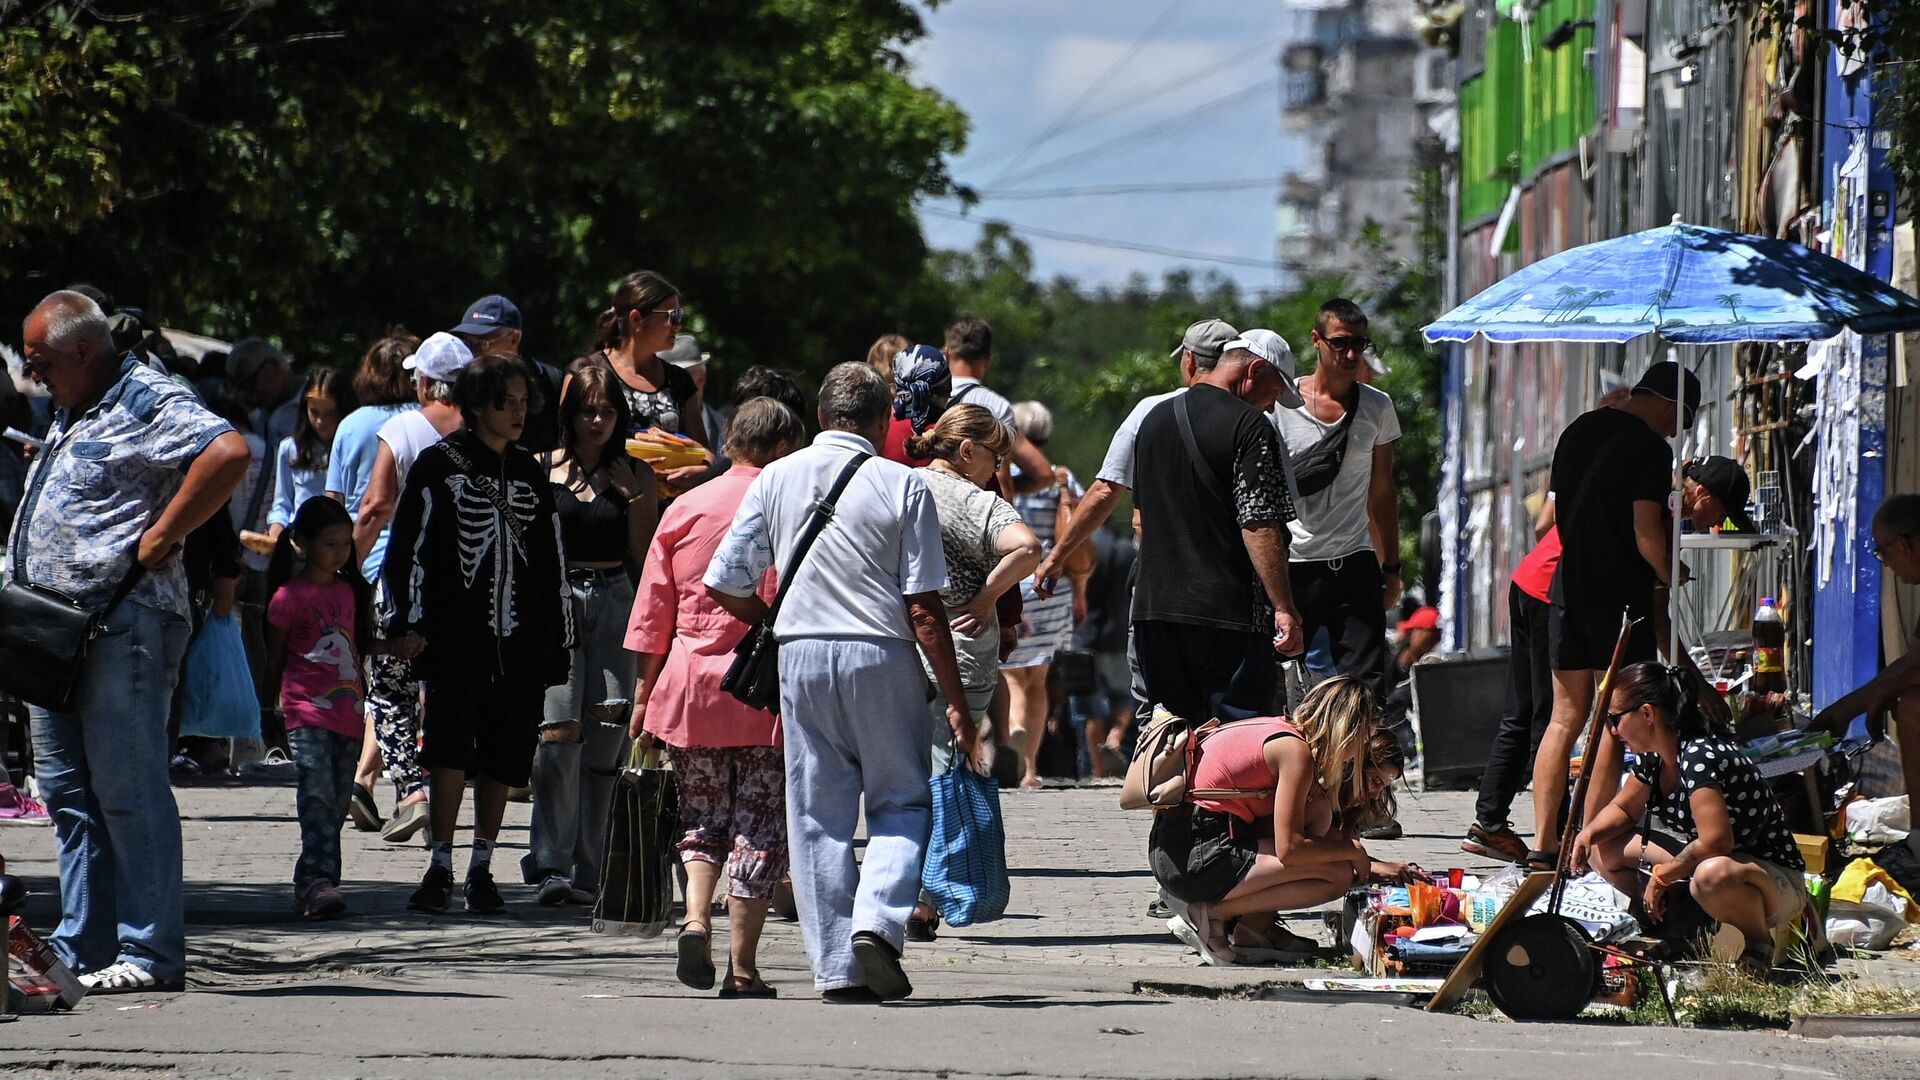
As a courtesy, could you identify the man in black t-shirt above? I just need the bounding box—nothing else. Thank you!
[1131,347,1305,722]
[1528,360,1698,864]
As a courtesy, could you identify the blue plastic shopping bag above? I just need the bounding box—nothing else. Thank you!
[920,758,1010,926]
[178,612,261,739]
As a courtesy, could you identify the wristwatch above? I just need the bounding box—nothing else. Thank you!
[1381,562,1403,577]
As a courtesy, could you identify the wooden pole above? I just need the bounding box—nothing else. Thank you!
[1550,609,1639,913]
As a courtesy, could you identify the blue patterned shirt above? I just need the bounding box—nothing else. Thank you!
[5,357,233,618]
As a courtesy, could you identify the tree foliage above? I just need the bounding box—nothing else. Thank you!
[0,1,966,371]
[933,213,1446,587]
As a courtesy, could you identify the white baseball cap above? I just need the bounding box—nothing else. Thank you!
[1224,329,1304,409]
[402,332,476,383]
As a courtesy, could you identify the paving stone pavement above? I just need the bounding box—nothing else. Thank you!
[2,774,1916,1078]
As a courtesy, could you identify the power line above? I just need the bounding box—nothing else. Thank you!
[983,0,1194,187]
[966,178,1286,200]
[924,206,1284,272]
[989,76,1280,188]
[956,29,1288,172]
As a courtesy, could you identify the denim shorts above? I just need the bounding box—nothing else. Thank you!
[1149,803,1257,904]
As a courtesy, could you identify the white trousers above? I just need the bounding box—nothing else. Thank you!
[779,636,932,990]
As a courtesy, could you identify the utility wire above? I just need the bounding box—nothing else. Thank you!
[958,28,1288,172]
[924,206,1284,271]
[983,0,1194,187]
[961,178,1287,200]
[989,76,1280,188]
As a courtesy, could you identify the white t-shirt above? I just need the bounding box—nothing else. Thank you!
[1272,384,1400,561]
[949,377,1017,441]
[377,410,447,489]
[1095,389,1183,489]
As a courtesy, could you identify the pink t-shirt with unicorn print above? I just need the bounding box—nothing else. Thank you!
[267,578,367,737]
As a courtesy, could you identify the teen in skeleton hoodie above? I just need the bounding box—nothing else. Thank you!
[383,353,575,915]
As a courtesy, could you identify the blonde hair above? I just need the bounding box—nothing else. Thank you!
[905,403,1011,463]
[1290,676,1380,819]
[866,333,909,382]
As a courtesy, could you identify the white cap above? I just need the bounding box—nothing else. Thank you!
[657,333,710,370]
[402,332,475,383]
[1224,329,1304,409]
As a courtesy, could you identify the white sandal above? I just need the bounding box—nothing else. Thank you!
[79,960,177,994]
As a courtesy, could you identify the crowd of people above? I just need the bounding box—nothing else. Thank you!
[4,276,1914,1001]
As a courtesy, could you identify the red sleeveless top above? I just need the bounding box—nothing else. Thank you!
[1189,718,1303,823]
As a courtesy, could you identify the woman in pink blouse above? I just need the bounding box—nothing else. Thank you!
[626,397,802,998]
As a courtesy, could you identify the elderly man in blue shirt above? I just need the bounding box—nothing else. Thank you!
[705,362,976,1003]
[7,290,250,993]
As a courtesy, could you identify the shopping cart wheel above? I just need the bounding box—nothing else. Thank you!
[1484,913,1599,1021]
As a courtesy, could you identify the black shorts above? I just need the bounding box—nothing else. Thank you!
[1549,602,1656,672]
[421,675,545,787]
[1148,804,1257,904]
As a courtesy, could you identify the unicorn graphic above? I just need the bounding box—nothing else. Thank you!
[303,628,363,713]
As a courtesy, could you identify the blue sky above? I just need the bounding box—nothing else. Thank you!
[908,0,1298,294]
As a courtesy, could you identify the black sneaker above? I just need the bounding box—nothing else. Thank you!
[464,865,505,914]
[408,864,453,913]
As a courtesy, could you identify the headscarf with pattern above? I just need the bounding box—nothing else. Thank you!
[890,343,951,433]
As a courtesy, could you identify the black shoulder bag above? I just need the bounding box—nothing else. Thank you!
[720,452,871,712]
[1287,387,1359,498]
[0,562,146,711]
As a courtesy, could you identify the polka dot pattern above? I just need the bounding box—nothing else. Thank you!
[1629,735,1805,870]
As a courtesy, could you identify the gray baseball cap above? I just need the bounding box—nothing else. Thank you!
[1169,318,1239,362]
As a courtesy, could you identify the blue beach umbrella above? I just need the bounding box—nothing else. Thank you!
[1423,219,1920,665]
[1423,219,1920,345]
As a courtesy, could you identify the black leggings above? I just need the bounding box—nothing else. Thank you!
[1475,583,1554,829]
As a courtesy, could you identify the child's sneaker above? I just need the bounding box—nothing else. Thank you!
[0,781,50,826]
[296,879,347,920]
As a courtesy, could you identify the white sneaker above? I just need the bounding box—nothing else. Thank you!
[79,960,178,994]
[536,874,573,906]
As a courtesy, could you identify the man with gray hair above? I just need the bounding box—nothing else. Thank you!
[705,362,974,1002]
[7,290,250,992]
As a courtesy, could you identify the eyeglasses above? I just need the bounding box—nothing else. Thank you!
[1321,335,1373,355]
[639,306,686,328]
[1873,535,1911,562]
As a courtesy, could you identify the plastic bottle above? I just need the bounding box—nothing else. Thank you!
[1752,597,1787,693]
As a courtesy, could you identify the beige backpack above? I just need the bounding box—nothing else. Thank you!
[1119,705,1272,811]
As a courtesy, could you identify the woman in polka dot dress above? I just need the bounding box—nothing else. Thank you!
[1571,662,1810,978]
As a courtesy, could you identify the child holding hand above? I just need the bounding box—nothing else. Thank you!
[265,497,413,918]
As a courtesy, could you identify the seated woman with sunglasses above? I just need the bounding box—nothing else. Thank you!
[1571,662,1809,978]
[1151,677,1379,966]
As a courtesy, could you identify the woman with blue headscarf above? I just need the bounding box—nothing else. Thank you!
[879,342,951,466]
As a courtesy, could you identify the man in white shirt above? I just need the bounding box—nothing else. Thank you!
[943,316,1052,494]
[705,363,975,1003]
[1272,299,1402,699]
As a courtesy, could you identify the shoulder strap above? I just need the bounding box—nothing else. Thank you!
[765,453,871,619]
[1174,394,1233,510]
[949,383,978,405]
[97,563,146,621]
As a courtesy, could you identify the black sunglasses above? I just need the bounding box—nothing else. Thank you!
[1604,707,1634,731]
[1321,334,1372,354]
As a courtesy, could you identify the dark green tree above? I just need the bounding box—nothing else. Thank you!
[0,1,966,377]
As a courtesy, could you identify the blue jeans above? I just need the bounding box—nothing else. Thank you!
[289,727,358,890]
[30,600,191,981]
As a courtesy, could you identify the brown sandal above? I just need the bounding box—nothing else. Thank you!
[718,971,778,999]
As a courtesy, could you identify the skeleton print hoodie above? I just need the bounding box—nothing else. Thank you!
[383,429,573,686]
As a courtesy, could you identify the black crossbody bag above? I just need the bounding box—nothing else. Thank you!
[1287,386,1359,498]
[720,453,871,712]
[0,561,145,711]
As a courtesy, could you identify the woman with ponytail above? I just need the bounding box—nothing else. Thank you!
[1571,662,1809,977]
[578,271,709,464]
[1151,677,1380,966]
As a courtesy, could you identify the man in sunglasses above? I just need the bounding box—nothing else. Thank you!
[1271,298,1403,701]
[1814,494,1920,804]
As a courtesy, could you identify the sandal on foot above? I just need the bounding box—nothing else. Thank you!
[1736,941,1776,982]
[1524,849,1559,871]
[1232,920,1323,964]
[79,960,182,995]
[676,924,716,990]
[718,971,778,999]
[906,904,940,943]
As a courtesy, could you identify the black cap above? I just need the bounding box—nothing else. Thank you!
[453,294,522,336]
[1685,456,1755,532]
[1632,360,1702,427]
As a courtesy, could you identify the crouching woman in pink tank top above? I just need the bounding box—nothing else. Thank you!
[1148,676,1381,965]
